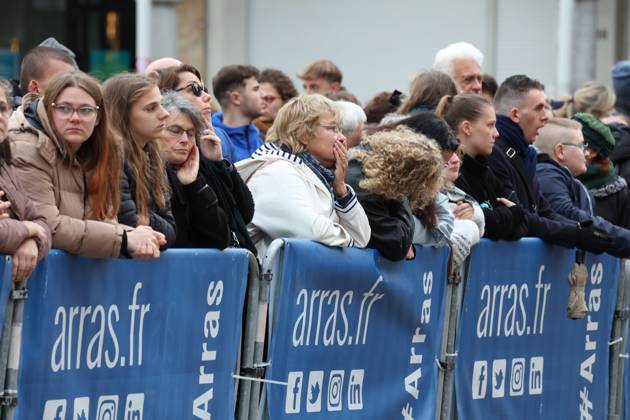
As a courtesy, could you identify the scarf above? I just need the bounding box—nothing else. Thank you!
[579,160,617,190]
[496,115,538,181]
[297,150,336,193]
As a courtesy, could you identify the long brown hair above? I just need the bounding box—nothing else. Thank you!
[398,71,458,114]
[43,71,121,220]
[103,73,169,218]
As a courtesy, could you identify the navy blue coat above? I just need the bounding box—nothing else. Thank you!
[536,154,630,257]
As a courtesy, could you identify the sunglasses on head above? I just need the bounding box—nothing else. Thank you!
[176,82,208,97]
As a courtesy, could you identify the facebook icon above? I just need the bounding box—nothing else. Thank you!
[472,360,488,399]
[285,371,303,414]
[42,399,67,420]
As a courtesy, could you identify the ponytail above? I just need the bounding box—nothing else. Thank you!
[435,95,453,117]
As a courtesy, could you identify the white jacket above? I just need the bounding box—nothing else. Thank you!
[236,144,371,257]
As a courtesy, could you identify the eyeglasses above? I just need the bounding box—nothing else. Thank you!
[318,124,342,134]
[561,142,586,151]
[176,82,208,97]
[51,102,99,119]
[0,103,11,117]
[165,125,195,140]
[262,95,281,103]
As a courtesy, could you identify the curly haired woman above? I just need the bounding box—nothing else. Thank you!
[346,126,445,261]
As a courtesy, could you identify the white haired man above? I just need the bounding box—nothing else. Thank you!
[336,101,366,148]
[433,42,484,94]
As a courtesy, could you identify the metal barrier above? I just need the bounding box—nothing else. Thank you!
[0,249,251,419]
[435,260,468,420]
[610,260,630,420]
[0,241,628,419]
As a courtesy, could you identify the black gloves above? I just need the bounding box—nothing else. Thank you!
[575,220,615,254]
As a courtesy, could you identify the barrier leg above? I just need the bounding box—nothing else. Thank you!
[0,280,26,420]
[436,261,468,420]
[236,254,261,420]
[608,259,630,420]
[247,269,270,420]
[0,293,14,418]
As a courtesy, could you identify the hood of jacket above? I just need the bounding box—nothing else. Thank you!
[8,93,73,164]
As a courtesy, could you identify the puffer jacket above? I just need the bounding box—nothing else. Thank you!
[118,162,176,247]
[0,159,51,256]
[236,143,371,258]
[8,95,127,258]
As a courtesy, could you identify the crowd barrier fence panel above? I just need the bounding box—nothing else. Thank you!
[9,248,250,420]
[260,239,450,419]
[235,253,264,420]
[0,256,15,417]
[435,260,468,420]
[454,238,619,419]
[610,260,630,420]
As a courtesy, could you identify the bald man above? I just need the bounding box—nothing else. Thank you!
[144,57,183,75]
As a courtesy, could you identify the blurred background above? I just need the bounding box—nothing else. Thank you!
[1,0,629,102]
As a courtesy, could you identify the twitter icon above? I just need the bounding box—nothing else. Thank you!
[306,370,324,412]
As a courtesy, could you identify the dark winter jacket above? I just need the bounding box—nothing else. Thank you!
[346,158,415,261]
[166,166,230,249]
[536,154,630,257]
[199,157,257,255]
[490,116,612,253]
[455,153,528,240]
[609,122,630,185]
[588,175,630,229]
[118,163,177,247]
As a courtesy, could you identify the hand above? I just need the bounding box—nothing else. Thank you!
[126,226,161,259]
[23,221,48,244]
[0,191,10,220]
[405,245,416,260]
[11,239,38,282]
[496,197,516,207]
[453,201,474,219]
[176,144,200,185]
[199,127,223,161]
[332,140,348,196]
[135,224,167,247]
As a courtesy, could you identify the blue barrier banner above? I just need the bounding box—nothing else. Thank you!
[265,240,450,419]
[455,239,619,419]
[16,249,249,420]
[0,256,13,332]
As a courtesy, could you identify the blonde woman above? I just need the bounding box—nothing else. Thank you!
[237,94,370,257]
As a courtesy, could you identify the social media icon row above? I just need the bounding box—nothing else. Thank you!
[285,369,364,414]
[472,356,543,400]
[42,393,144,420]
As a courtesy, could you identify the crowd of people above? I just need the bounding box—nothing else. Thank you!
[3,38,630,317]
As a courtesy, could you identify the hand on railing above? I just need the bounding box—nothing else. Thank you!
[11,238,38,282]
[126,226,166,259]
[0,190,10,219]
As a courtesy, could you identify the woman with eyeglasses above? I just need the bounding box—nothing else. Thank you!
[158,91,230,248]
[103,73,176,249]
[0,79,51,282]
[237,94,371,257]
[153,64,235,163]
[8,71,165,259]
[254,68,298,139]
[155,65,258,254]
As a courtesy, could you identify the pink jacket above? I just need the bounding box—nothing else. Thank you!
[0,160,51,257]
